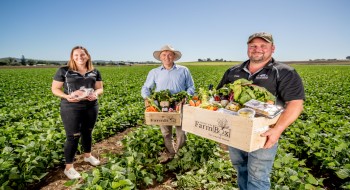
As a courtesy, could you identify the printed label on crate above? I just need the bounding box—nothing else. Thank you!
[145,112,182,126]
[193,118,231,142]
[150,116,178,123]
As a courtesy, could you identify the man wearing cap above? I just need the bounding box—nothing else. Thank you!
[141,45,195,163]
[217,32,305,189]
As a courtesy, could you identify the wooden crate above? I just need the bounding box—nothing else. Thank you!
[182,105,281,152]
[144,112,181,126]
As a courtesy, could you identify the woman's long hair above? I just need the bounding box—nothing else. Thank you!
[67,46,94,71]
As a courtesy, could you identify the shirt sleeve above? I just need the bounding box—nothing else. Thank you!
[277,69,305,102]
[216,69,230,89]
[95,69,102,81]
[185,68,195,96]
[53,67,66,82]
[141,69,156,99]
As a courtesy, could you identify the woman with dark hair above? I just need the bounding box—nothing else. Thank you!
[51,46,103,179]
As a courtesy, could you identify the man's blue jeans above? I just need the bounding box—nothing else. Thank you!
[229,143,278,190]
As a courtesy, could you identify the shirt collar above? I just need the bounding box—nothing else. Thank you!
[160,63,177,70]
[243,58,276,71]
[266,58,276,68]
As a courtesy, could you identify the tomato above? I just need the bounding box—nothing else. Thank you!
[214,95,221,101]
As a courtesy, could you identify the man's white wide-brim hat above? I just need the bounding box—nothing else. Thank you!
[153,45,182,61]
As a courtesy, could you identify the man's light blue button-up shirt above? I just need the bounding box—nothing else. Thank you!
[141,64,195,99]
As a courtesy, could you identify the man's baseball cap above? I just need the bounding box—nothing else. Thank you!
[247,32,274,44]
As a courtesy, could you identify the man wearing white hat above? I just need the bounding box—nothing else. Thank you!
[141,45,195,163]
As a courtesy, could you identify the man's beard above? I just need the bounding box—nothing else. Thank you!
[250,54,265,64]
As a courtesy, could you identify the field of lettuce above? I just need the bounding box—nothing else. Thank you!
[0,64,349,190]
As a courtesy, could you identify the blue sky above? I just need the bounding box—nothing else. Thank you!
[0,0,349,62]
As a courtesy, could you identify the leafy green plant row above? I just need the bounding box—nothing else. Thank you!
[280,66,350,189]
[66,125,324,189]
[0,65,349,189]
[65,125,236,189]
[0,67,146,189]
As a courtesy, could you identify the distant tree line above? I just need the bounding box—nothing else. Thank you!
[1,55,349,66]
[0,56,159,66]
[0,56,63,66]
[198,58,227,62]
[309,58,350,61]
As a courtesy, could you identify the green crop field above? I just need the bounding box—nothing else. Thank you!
[0,64,349,189]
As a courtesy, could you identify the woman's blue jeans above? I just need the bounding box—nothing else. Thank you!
[229,143,278,190]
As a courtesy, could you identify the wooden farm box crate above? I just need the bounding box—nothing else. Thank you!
[182,105,281,152]
[144,112,182,126]
[145,102,183,126]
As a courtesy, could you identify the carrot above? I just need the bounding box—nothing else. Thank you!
[195,100,201,106]
[266,100,274,105]
[189,100,196,106]
[146,106,158,112]
[207,105,218,111]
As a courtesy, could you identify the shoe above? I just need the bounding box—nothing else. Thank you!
[159,152,175,164]
[64,167,81,179]
[84,156,100,166]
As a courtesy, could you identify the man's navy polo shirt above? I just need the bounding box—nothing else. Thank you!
[217,58,305,106]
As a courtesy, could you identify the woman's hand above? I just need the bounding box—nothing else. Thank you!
[61,92,80,102]
[52,81,81,102]
[69,90,88,101]
[87,92,98,101]
[89,81,103,101]
[66,96,80,102]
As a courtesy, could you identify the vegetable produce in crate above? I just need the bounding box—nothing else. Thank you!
[225,102,241,111]
[146,97,161,112]
[193,79,275,112]
[146,90,190,112]
[171,91,189,103]
[198,87,210,108]
[194,87,224,110]
[145,106,159,112]
[225,78,276,105]
[189,99,201,107]
[151,89,172,103]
